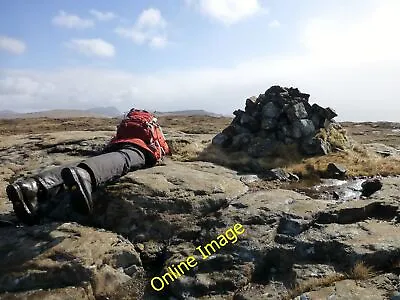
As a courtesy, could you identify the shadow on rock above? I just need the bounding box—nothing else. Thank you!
[0,222,67,292]
[195,143,304,178]
[0,221,144,299]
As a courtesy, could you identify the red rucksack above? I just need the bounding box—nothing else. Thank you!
[109,109,170,163]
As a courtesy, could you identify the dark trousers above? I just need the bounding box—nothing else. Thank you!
[34,145,146,197]
[79,146,146,188]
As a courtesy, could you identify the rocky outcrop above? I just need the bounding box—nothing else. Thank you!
[0,222,143,299]
[212,86,350,159]
[0,127,399,299]
[361,178,383,197]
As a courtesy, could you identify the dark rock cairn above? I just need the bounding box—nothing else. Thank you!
[213,85,345,157]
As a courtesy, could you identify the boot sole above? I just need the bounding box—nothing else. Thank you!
[6,184,37,225]
[61,168,93,215]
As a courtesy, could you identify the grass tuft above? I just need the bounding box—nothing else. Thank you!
[285,273,345,300]
[286,145,400,178]
[349,261,375,280]
[285,261,375,299]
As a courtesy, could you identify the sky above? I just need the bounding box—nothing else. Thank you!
[0,0,399,121]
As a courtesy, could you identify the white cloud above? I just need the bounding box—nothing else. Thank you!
[52,10,94,29]
[0,36,26,55]
[65,39,115,58]
[149,36,168,48]
[187,0,264,25]
[89,9,117,21]
[268,20,280,28]
[115,28,146,45]
[137,8,167,29]
[115,8,168,48]
[2,1,400,121]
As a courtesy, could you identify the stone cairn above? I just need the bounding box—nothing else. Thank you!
[212,85,345,158]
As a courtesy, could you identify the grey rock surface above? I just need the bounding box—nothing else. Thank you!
[0,129,399,299]
[0,222,142,299]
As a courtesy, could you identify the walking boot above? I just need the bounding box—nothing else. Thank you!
[61,166,94,215]
[6,178,42,225]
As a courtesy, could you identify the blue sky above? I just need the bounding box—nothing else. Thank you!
[0,0,399,120]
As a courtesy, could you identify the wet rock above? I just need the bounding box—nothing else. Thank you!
[263,168,291,181]
[299,294,310,300]
[391,291,400,300]
[361,178,383,197]
[327,163,347,179]
[288,173,300,181]
[310,178,364,202]
[230,189,330,218]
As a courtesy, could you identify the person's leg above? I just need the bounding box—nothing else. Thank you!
[6,166,67,225]
[61,146,146,215]
[80,146,146,187]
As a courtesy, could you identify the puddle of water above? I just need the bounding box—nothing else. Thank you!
[314,178,364,201]
[286,178,364,201]
[315,179,347,189]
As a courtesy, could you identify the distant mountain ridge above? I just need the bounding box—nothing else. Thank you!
[0,110,17,117]
[0,108,225,119]
[0,107,121,119]
[153,110,223,117]
[86,107,121,117]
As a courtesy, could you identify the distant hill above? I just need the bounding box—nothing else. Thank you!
[0,110,18,118]
[0,108,225,119]
[153,110,223,117]
[86,107,121,117]
[0,107,121,119]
